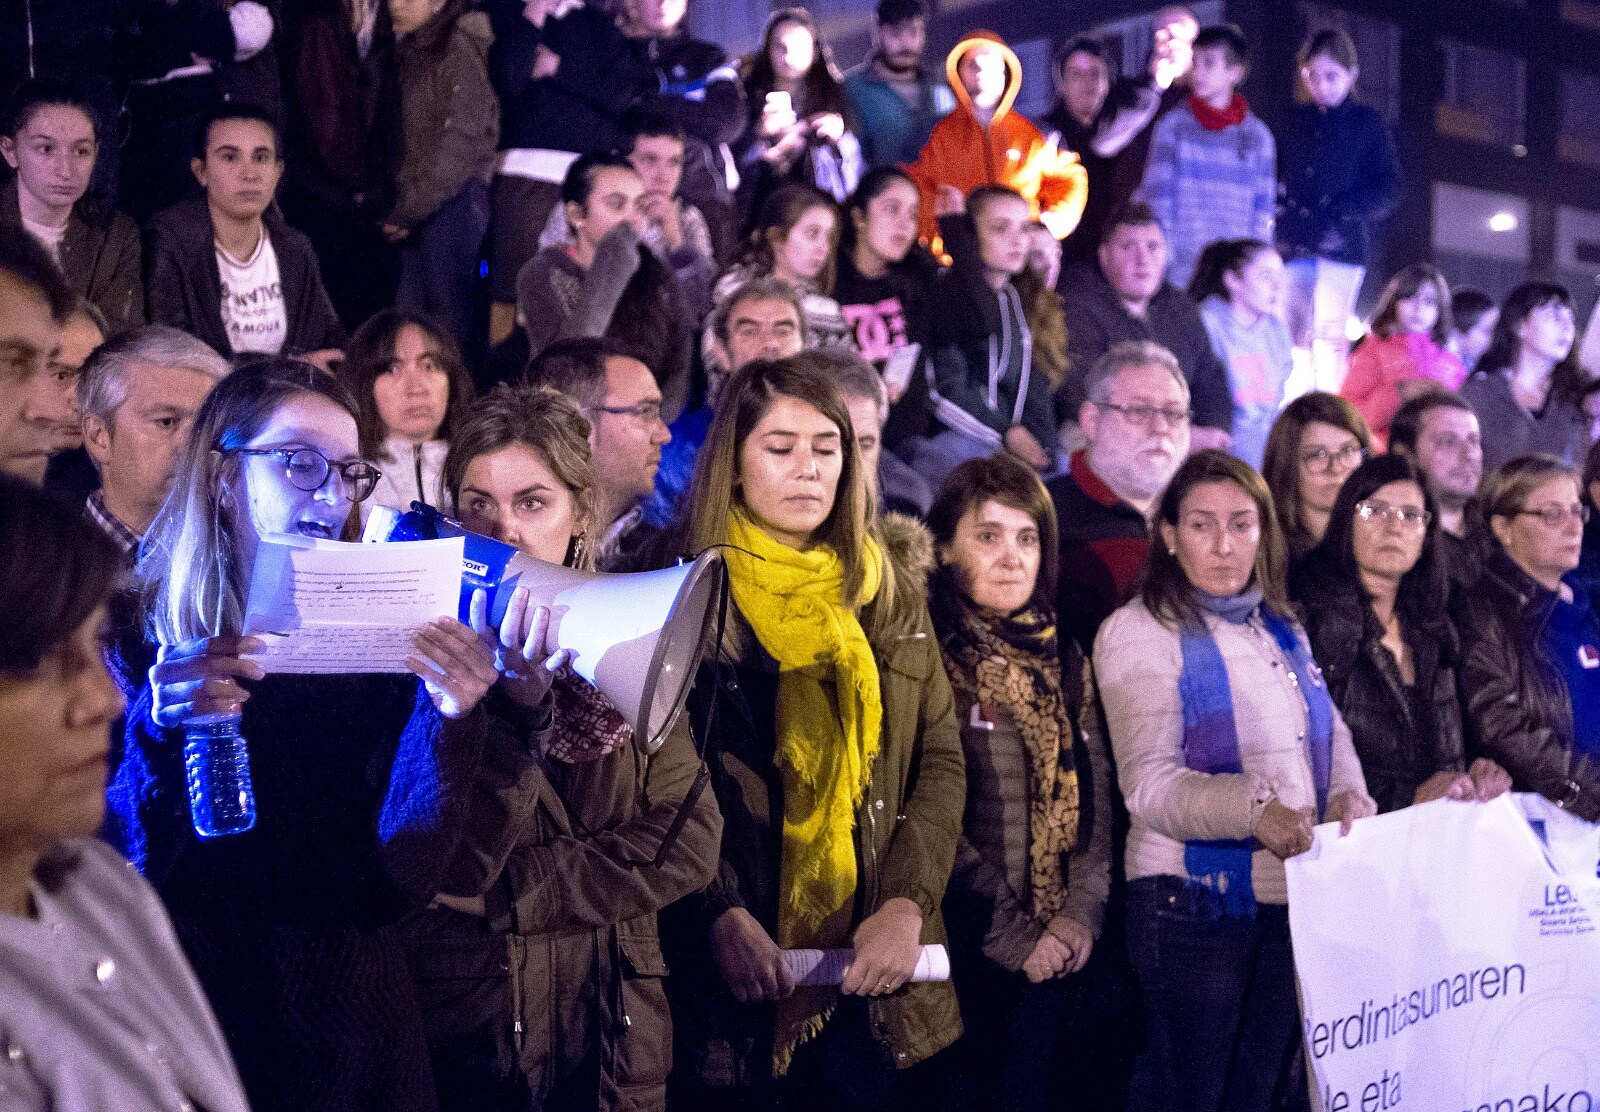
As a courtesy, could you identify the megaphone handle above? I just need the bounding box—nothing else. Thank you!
[652,760,712,869]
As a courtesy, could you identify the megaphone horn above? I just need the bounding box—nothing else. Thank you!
[495,551,723,754]
[363,503,723,754]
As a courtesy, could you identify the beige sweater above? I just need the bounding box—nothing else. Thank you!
[1093,598,1368,905]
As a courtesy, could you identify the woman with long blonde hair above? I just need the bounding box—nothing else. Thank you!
[663,352,965,1110]
[111,356,525,1112]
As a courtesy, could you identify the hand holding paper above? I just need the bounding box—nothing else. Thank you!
[781,944,950,988]
[242,534,465,673]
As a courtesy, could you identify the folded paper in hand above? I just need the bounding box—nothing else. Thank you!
[242,533,465,672]
[781,944,950,988]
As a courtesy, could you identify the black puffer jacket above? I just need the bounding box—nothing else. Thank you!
[1457,547,1600,821]
[1293,557,1464,814]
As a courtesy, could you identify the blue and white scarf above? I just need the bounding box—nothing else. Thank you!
[1177,586,1333,918]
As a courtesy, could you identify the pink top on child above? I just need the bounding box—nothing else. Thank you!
[1339,331,1467,449]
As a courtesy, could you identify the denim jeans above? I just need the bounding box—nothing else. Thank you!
[398,178,491,364]
[1125,875,1309,1112]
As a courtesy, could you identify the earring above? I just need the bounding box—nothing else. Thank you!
[1167,547,1176,556]
[569,532,588,567]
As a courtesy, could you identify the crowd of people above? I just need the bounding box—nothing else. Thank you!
[2,2,1599,1112]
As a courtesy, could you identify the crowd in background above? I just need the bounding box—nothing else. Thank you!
[2,2,1600,1112]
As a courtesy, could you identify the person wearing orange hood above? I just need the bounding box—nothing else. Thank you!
[905,32,1087,246]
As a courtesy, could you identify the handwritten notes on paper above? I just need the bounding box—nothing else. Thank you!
[242,534,464,673]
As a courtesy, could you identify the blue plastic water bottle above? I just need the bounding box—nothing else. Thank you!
[183,713,257,838]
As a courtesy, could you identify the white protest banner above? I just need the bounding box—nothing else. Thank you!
[1286,794,1600,1112]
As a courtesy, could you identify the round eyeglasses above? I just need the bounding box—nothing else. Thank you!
[229,447,382,503]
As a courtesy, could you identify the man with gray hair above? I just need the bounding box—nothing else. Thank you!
[1047,338,1191,651]
[79,325,230,556]
[707,275,808,391]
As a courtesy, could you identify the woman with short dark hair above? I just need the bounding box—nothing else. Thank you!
[927,454,1110,1112]
[1095,449,1372,1112]
[0,474,248,1112]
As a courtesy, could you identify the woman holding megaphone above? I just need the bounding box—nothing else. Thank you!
[110,358,525,1112]
[403,382,722,1112]
[661,353,965,1109]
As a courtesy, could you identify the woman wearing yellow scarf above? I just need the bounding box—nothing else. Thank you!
[661,353,966,1109]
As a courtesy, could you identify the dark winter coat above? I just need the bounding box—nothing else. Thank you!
[407,693,721,1110]
[1058,262,1233,434]
[144,193,347,356]
[278,0,401,214]
[108,669,522,1112]
[484,0,652,156]
[1,180,143,334]
[942,636,1112,971]
[1276,98,1400,267]
[389,3,499,233]
[1293,556,1465,814]
[1458,547,1600,821]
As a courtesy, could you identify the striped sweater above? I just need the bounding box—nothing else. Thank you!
[1136,102,1276,289]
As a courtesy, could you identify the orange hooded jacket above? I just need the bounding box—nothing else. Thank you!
[904,31,1088,245]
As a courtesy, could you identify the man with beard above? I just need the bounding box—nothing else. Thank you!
[1060,201,1232,450]
[1390,390,1487,600]
[843,0,955,169]
[77,326,231,560]
[1048,340,1190,654]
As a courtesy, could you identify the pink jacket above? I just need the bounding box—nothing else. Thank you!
[1340,332,1467,449]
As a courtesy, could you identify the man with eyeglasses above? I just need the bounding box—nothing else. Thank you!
[530,336,671,571]
[1048,339,1191,653]
[1059,201,1232,453]
[1390,390,1489,600]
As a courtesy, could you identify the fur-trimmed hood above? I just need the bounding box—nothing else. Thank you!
[867,511,936,645]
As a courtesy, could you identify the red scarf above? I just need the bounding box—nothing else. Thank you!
[1188,93,1249,131]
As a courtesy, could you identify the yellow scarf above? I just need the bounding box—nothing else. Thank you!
[723,510,884,1072]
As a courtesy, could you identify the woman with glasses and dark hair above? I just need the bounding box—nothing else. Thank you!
[0,475,249,1111]
[109,357,528,1112]
[1292,454,1510,813]
[1459,456,1600,821]
[1261,391,1374,558]
[1095,449,1372,1112]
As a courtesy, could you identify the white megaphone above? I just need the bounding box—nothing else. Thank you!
[363,504,721,753]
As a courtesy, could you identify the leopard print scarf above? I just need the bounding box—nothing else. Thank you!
[932,568,1080,920]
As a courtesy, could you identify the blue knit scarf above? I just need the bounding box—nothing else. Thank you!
[1178,587,1334,918]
